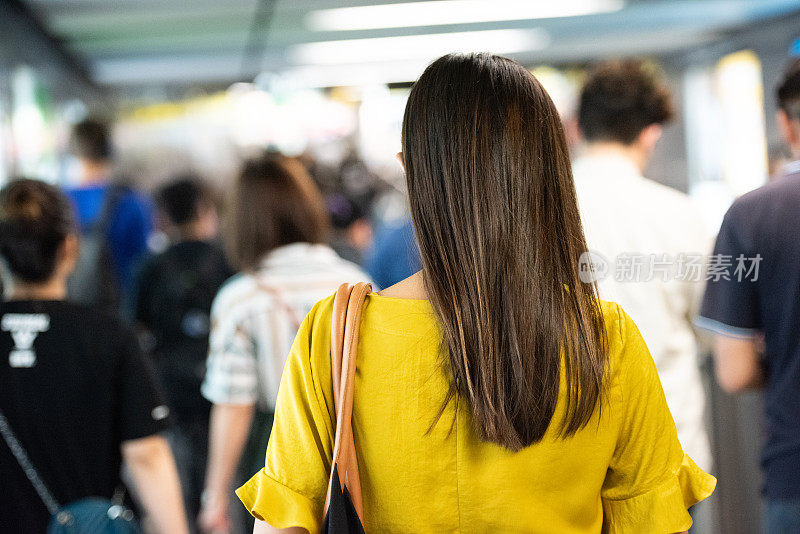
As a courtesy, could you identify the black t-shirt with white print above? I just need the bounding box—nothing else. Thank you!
[0,300,170,532]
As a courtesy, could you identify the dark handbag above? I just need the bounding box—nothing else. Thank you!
[0,409,141,534]
[322,282,371,533]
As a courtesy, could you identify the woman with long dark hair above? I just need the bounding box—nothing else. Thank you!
[237,54,715,533]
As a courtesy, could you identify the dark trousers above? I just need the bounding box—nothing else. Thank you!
[765,497,800,534]
[166,419,209,534]
[232,409,274,534]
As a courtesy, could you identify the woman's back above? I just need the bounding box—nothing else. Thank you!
[238,291,714,533]
[238,53,714,533]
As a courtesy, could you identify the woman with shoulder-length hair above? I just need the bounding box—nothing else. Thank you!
[199,152,370,533]
[237,54,715,534]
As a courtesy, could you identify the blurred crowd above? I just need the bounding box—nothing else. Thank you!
[1,55,800,534]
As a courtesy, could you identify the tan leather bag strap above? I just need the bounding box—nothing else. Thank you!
[324,282,371,524]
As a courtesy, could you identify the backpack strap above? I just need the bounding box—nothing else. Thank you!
[89,183,130,237]
[253,280,302,330]
[324,282,371,525]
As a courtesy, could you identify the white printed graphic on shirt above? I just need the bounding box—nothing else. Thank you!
[1,314,50,368]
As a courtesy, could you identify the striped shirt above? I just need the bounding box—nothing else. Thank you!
[201,243,371,409]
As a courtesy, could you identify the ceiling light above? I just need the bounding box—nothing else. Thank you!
[306,0,623,32]
[290,29,550,66]
[259,60,433,90]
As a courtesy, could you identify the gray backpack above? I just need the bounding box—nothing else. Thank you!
[66,185,128,313]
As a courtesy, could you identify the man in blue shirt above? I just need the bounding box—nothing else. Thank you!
[64,119,152,310]
[698,59,800,532]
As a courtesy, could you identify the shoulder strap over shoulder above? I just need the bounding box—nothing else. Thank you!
[0,407,61,515]
[325,282,371,525]
[254,279,302,330]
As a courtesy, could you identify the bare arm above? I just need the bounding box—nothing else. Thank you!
[198,402,255,533]
[122,434,188,534]
[254,520,308,534]
[713,335,765,393]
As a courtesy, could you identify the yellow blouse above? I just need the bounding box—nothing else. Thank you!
[237,293,715,533]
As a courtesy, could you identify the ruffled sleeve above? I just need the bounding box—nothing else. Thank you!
[601,306,716,533]
[236,296,338,531]
[602,453,716,534]
[236,468,321,533]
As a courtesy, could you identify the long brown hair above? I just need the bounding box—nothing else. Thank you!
[402,53,607,451]
[228,152,330,270]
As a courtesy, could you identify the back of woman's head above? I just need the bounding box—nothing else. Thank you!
[402,53,607,451]
[0,178,75,283]
[228,151,330,270]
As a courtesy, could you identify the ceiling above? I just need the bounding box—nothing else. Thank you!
[17,0,800,90]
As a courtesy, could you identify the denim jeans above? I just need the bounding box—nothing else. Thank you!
[765,497,800,534]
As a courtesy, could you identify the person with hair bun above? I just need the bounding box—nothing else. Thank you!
[0,178,188,533]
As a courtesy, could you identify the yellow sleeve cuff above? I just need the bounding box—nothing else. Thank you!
[602,453,717,534]
[236,468,322,533]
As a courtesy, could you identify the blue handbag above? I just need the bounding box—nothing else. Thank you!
[0,410,141,534]
[47,496,141,534]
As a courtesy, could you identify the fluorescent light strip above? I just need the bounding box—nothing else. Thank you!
[260,60,433,90]
[306,0,624,32]
[290,28,550,66]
